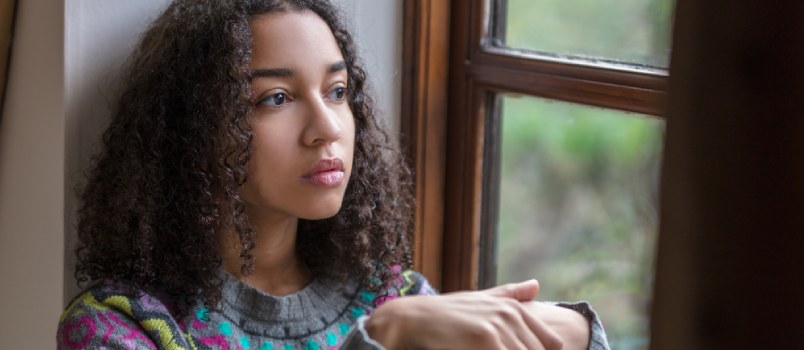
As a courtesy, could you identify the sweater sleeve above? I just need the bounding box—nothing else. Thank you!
[57,284,191,350]
[552,301,611,350]
[338,315,386,350]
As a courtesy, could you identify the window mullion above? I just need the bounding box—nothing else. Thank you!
[470,52,667,117]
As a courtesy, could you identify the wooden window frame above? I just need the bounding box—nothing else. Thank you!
[401,0,450,289]
[405,0,804,347]
[403,0,667,292]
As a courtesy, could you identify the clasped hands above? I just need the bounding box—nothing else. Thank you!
[365,280,590,350]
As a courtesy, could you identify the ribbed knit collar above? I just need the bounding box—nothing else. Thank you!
[217,270,362,339]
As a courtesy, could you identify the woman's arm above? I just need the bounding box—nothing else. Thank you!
[341,271,609,350]
[365,280,572,350]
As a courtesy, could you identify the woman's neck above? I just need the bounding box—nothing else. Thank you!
[218,211,312,296]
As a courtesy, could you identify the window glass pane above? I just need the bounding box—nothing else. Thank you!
[504,0,674,67]
[496,95,663,349]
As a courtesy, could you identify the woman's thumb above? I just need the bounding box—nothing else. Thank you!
[483,279,540,301]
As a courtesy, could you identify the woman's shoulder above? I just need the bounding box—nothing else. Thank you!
[61,280,181,318]
[393,269,438,297]
[57,280,189,349]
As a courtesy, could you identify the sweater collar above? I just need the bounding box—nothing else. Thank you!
[217,270,361,338]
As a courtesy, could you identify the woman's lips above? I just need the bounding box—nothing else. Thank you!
[304,171,344,186]
[301,158,345,187]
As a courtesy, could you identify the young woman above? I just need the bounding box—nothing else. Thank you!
[57,1,609,349]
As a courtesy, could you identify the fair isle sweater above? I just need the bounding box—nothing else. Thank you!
[57,269,610,350]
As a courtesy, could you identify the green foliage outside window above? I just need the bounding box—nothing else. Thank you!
[497,95,663,349]
[496,2,672,348]
[505,0,673,67]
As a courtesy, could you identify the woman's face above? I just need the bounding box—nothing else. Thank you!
[241,10,355,221]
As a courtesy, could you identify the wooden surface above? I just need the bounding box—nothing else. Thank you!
[650,0,804,348]
[401,0,451,290]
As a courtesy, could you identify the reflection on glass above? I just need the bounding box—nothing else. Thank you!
[496,95,663,349]
[504,0,674,67]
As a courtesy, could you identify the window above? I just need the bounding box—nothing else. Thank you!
[403,0,672,348]
[496,95,663,348]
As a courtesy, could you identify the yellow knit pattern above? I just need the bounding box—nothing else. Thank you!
[102,295,133,317]
[60,293,108,322]
[142,318,187,350]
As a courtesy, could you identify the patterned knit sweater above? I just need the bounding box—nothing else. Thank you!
[57,269,609,349]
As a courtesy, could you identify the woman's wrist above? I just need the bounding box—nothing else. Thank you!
[525,301,591,350]
[364,298,410,349]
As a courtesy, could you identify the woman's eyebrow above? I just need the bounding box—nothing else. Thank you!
[251,67,293,79]
[250,61,346,80]
[328,61,346,73]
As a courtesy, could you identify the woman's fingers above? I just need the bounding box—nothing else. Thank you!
[497,300,551,350]
[483,279,540,301]
[523,302,590,350]
[495,320,536,350]
[463,302,542,350]
[482,279,564,349]
[513,300,564,350]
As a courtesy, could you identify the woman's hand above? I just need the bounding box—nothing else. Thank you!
[365,280,572,350]
[521,301,590,350]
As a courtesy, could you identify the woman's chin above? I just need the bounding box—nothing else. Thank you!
[299,203,344,221]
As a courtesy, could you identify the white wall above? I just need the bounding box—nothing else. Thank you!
[0,0,402,347]
[0,0,65,349]
[63,0,174,305]
[340,0,403,135]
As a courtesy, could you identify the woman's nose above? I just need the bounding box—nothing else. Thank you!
[302,97,343,146]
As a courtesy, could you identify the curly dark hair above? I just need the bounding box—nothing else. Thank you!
[75,0,413,308]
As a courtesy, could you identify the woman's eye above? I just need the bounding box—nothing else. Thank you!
[258,92,287,107]
[327,87,347,101]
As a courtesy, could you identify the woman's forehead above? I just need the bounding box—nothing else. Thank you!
[248,10,344,71]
